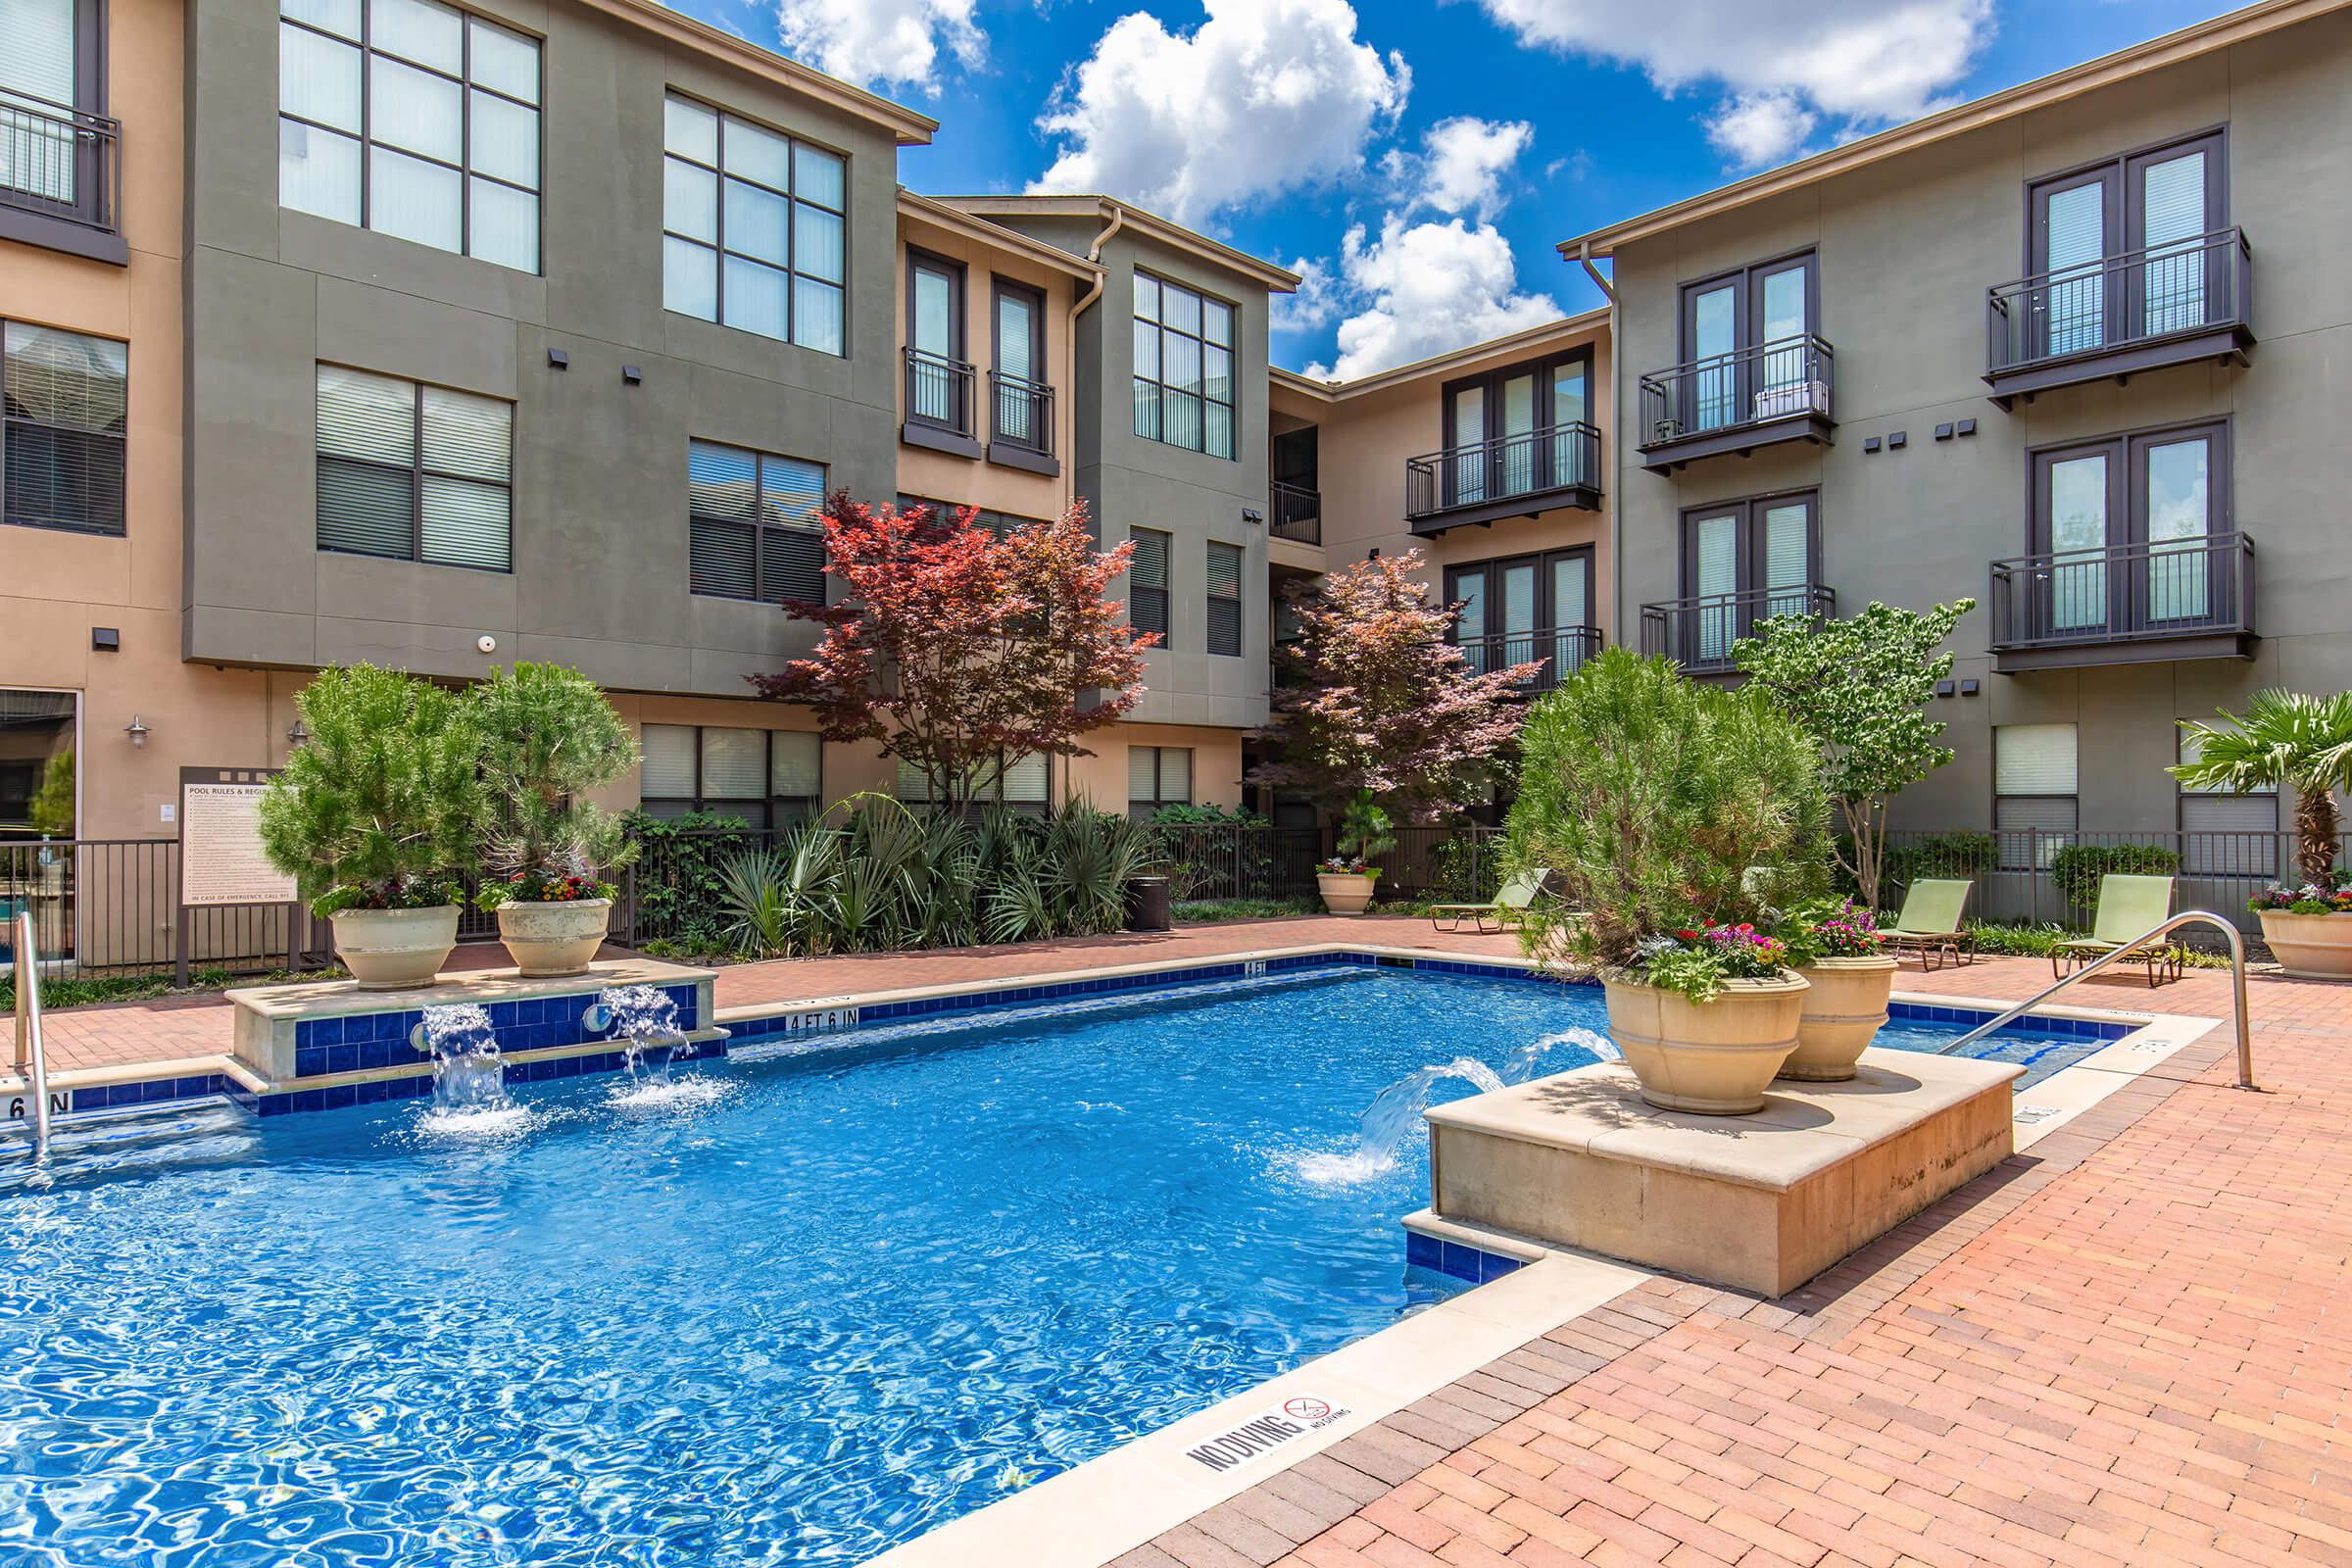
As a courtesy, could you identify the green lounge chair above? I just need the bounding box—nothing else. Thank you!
[1880,878,1976,972]
[2056,873,2181,987]
[1430,867,1552,934]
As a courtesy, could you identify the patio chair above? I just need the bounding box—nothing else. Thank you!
[2056,874,2181,987]
[1430,867,1552,934]
[1879,879,1976,972]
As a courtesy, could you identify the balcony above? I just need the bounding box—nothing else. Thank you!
[1984,228,2253,408]
[1637,336,1834,472]
[1404,421,1601,534]
[1458,626,1602,696]
[1640,584,1837,673]
[1270,480,1320,544]
[0,88,124,265]
[987,370,1057,475]
[1988,532,2255,672]
[902,348,980,459]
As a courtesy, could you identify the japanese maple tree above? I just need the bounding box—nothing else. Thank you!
[1250,548,1539,823]
[748,493,1155,812]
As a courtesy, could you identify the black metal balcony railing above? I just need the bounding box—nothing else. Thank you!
[989,369,1054,457]
[1987,228,2251,383]
[1638,335,1834,457]
[0,87,121,235]
[1269,480,1320,544]
[1404,420,1601,525]
[1456,626,1603,694]
[904,347,976,439]
[1640,584,1837,672]
[1989,532,2255,657]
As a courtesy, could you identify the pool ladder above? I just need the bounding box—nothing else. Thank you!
[12,910,54,1156]
[1935,910,2256,1092]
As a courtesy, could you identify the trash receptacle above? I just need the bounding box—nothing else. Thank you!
[1126,875,1171,932]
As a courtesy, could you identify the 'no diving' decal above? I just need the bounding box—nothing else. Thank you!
[1182,1395,1352,1473]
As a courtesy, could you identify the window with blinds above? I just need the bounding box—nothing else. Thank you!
[1128,746,1192,815]
[2178,728,2278,875]
[3,321,127,536]
[1,0,80,207]
[316,366,511,569]
[277,0,542,271]
[894,495,1046,535]
[687,439,825,603]
[662,94,848,355]
[1133,271,1237,459]
[1130,527,1171,643]
[894,752,1049,813]
[1206,540,1243,657]
[637,723,821,826]
[1994,723,2078,870]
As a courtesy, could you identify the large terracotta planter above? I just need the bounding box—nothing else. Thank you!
[495,898,612,978]
[1317,871,1378,916]
[2257,908,2352,981]
[330,905,460,991]
[1602,973,1809,1115]
[1781,955,1897,1081]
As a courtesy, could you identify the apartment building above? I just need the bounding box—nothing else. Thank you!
[1567,0,2352,867]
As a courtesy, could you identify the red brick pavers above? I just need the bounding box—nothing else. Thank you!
[1120,956,2352,1568]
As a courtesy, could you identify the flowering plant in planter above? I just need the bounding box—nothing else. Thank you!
[2248,875,2352,915]
[1318,855,1374,875]
[1777,898,1885,966]
[1633,923,1793,1003]
[475,867,618,910]
[314,874,466,917]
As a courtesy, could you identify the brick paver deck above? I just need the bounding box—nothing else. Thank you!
[1113,956,2352,1568]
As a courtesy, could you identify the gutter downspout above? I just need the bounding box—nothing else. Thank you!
[1071,200,1124,320]
[1576,240,1625,657]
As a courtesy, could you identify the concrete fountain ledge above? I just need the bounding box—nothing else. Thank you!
[1424,1048,2024,1297]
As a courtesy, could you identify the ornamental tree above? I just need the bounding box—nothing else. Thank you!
[1731,597,1973,910]
[471,662,640,889]
[1250,548,1539,823]
[748,493,1155,813]
[2173,690,2352,885]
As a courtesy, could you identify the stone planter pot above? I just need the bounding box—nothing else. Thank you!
[1317,871,1378,916]
[330,905,460,991]
[1602,973,1809,1115]
[495,898,612,978]
[2256,907,2352,981]
[1781,955,1898,1081]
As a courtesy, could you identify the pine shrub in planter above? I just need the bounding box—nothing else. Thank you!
[257,664,482,990]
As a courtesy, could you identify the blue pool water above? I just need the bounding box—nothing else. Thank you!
[0,967,2108,1566]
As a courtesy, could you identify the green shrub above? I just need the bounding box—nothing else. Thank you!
[471,662,639,906]
[2046,842,2180,913]
[1874,831,1997,904]
[1172,897,1319,922]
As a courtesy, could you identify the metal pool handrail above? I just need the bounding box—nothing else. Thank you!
[12,910,53,1155]
[1936,910,2255,1091]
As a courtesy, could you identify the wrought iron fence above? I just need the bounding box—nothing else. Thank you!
[1269,480,1321,543]
[1986,227,2250,374]
[1988,532,2255,652]
[1638,334,1834,450]
[1404,421,1601,520]
[903,348,975,438]
[1880,827,2337,936]
[0,838,314,982]
[0,87,120,233]
[989,370,1054,457]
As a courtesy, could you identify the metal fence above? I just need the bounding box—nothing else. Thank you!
[1881,827,2333,936]
[0,838,316,982]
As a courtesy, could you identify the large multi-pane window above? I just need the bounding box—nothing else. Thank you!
[894,753,1048,814]
[896,495,1046,535]
[1128,747,1192,816]
[1205,540,1243,657]
[1994,723,2078,871]
[1133,271,1235,459]
[1128,526,1170,643]
[3,321,126,536]
[277,0,542,271]
[316,366,511,570]
[662,94,847,355]
[688,439,824,603]
[639,724,821,826]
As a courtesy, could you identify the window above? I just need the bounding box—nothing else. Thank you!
[1128,746,1192,815]
[1446,550,1594,677]
[2,0,109,228]
[894,752,1048,814]
[639,724,820,826]
[1205,540,1243,658]
[316,366,510,570]
[1994,723,2078,870]
[993,279,1049,453]
[1678,252,1818,432]
[689,439,824,603]
[2178,727,2278,878]
[895,495,1046,535]
[903,248,968,436]
[1677,491,1818,662]
[1133,271,1235,459]
[2030,130,2226,357]
[3,321,125,536]
[662,94,846,355]
[1129,527,1170,643]
[2031,420,2230,635]
[276,0,542,271]
[1440,350,1592,506]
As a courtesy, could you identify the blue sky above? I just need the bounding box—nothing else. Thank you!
[669,0,2233,377]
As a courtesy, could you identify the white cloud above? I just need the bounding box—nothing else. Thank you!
[1475,0,1993,166]
[1272,256,1342,335]
[1030,0,1410,226]
[774,0,984,93]
[1303,216,1560,380]
[1381,116,1533,220]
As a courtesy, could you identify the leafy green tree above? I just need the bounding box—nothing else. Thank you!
[471,662,640,895]
[258,664,482,911]
[1507,649,1829,975]
[2173,690,2352,884]
[1733,598,1973,909]
[28,747,73,837]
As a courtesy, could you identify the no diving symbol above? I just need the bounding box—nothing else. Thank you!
[1282,1397,1332,1421]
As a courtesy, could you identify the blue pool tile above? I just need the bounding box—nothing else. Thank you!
[1479,1251,1521,1282]
[1404,1232,1443,1271]
[1439,1240,1481,1281]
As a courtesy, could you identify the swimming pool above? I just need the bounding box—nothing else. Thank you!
[0,962,2119,1565]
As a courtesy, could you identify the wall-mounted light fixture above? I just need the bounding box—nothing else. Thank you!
[287,718,311,745]
[1242,508,1263,527]
[547,348,570,370]
[124,714,150,748]
[91,627,120,652]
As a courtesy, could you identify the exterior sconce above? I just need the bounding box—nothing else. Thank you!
[287,718,312,745]
[124,714,150,748]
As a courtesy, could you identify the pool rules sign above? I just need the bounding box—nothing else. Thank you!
[175,767,301,985]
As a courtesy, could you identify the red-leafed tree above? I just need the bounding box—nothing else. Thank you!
[748,493,1156,812]
[1250,548,1540,822]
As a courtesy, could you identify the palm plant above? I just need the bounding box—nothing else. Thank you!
[2174,691,2352,884]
